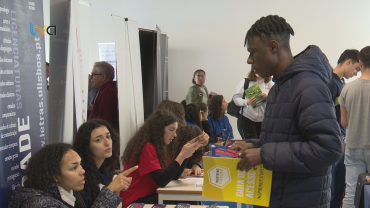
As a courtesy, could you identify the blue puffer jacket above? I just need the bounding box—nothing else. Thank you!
[257,45,343,208]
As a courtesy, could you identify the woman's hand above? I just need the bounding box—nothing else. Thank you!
[258,93,267,100]
[107,166,138,194]
[189,132,209,146]
[180,142,202,158]
[192,164,203,176]
[199,132,209,146]
[180,169,191,178]
[247,97,257,106]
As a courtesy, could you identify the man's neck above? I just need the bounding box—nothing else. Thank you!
[274,51,294,76]
[360,68,370,80]
[333,65,344,79]
[99,80,111,89]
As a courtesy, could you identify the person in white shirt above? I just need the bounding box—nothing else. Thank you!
[232,69,274,139]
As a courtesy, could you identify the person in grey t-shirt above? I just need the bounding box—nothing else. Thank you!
[340,46,370,208]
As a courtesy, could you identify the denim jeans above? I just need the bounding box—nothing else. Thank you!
[342,148,370,208]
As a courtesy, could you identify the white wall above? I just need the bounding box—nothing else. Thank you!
[42,0,50,62]
[57,0,370,139]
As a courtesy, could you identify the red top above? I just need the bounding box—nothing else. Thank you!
[88,81,119,132]
[120,142,162,208]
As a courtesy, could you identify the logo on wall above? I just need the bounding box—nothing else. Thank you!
[30,22,57,36]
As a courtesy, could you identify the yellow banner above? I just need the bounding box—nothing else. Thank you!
[202,157,272,207]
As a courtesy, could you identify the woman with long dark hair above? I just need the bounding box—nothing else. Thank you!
[73,119,136,208]
[8,143,131,208]
[185,103,203,129]
[197,102,218,145]
[120,109,204,207]
[208,95,234,140]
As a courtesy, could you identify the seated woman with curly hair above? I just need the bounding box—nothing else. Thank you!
[175,125,205,176]
[73,119,137,208]
[208,95,234,140]
[120,109,205,207]
[8,143,135,208]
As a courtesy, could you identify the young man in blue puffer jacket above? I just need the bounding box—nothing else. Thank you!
[232,15,343,208]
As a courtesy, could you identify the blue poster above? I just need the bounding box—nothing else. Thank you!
[0,0,49,206]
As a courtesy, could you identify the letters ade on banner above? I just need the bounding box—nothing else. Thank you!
[0,0,49,207]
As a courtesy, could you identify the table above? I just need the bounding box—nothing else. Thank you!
[157,179,249,208]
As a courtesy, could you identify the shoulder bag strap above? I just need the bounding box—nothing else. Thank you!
[242,78,249,99]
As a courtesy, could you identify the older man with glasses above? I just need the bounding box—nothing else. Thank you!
[88,61,119,132]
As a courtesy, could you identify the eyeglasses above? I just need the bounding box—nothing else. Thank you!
[91,73,103,76]
[195,75,206,79]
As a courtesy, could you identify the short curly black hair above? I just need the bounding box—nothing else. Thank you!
[245,15,294,48]
[23,143,73,192]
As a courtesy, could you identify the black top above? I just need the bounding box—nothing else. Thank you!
[78,166,111,208]
[149,159,189,187]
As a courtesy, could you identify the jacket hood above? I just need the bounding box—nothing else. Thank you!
[274,45,333,86]
[8,186,44,207]
[8,184,63,208]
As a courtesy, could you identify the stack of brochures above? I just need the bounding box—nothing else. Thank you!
[209,144,239,158]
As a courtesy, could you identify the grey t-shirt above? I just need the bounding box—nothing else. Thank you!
[339,78,370,149]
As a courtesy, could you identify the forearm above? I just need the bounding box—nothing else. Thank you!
[149,159,189,187]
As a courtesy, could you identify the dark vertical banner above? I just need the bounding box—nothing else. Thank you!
[0,0,49,207]
[48,0,70,143]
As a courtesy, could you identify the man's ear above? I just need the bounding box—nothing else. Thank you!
[270,40,279,54]
[102,74,108,81]
[346,59,352,66]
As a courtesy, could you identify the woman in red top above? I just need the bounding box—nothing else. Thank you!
[120,109,204,207]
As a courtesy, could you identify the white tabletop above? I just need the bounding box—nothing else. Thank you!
[156,179,248,208]
[157,179,202,194]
